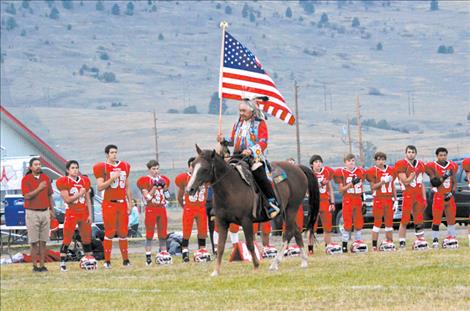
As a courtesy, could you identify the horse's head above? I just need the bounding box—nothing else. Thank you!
[186,144,217,195]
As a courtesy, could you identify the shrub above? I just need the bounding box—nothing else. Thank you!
[352,17,360,28]
[285,7,292,18]
[125,2,134,16]
[62,0,73,10]
[225,5,232,15]
[111,3,120,15]
[6,3,16,15]
[183,105,198,114]
[96,0,104,11]
[100,72,116,82]
[49,7,59,19]
[5,17,17,30]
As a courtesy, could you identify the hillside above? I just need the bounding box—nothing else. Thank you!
[1,0,469,171]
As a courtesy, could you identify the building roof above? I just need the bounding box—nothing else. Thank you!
[1,106,67,175]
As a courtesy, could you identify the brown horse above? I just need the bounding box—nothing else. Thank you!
[186,145,319,276]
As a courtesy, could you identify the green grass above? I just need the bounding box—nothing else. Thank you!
[1,243,470,311]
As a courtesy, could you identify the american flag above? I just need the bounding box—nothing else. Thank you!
[219,32,295,125]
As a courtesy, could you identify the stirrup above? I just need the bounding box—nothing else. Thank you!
[268,201,280,219]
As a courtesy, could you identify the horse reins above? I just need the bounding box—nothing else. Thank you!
[209,155,250,188]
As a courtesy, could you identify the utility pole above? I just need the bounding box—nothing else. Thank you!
[407,91,411,116]
[294,81,301,164]
[153,109,159,162]
[329,92,333,111]
[347,117,352,154]
[356,96,365,166]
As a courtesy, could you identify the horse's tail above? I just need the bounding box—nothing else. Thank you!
[298,165,320,234]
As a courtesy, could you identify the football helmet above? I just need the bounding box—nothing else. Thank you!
[412,237,429,251]
[79,255,97,271]
[193,249,212,263]
[283,245,301,257]
[442,236,459,249]
[379,240,396,252]
[262,246,278,259]
[350,240,368,253]
[325,243,342,255]
[156,251,173,265]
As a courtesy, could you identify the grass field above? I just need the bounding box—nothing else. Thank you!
[1,240,470,311]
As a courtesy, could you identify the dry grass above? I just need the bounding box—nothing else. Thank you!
[1,239,469,311]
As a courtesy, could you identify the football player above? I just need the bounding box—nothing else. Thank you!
[366,152,397,251]
[93,145,132,268]
[395,145,427,249]
[462,158,470,246]
[334,154,367,253]
[425,148,459,248]
[137,160,171,266]
[56,160,93,272]
[309,155,336,254]
[175,157,210,262]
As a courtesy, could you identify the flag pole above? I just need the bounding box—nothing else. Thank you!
[217,21,228,136]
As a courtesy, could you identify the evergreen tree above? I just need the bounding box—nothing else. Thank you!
[96,0,104,11]
[62,0,73,10]
[285,7,292,18]
[111,3,120,15]
[125,2,134,16]
[49,7,60,20]
[6,3,16,15]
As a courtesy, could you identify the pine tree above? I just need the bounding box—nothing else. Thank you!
[49,7,60,20]
[96,0,104,11]
[111,3,120,15]
[125,2,134,16]
[285,7,292,18]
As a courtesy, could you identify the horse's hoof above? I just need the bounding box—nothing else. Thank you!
[269,264,278,271]
[301,261,308,268]
[211,271,219,277]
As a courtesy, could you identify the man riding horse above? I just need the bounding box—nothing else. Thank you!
[217,96,280,219]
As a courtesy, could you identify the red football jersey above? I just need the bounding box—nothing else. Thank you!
[175,172,207,208]
[333,167,366,195]
[425,161,458,195]
[93,161,130,202]
[462,158,470,172]
[394,159,425,194]
[366,165,396,198]
[136,175,170,207]
[56,175,91,213]
[314,166,334,201]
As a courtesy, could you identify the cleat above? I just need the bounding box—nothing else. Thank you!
[32,266,41,273]
[39,266,48,272]
[182,249,190,263]
[103,261,112,269]
[432,238,439,249]
[60,264,67,272]
[399,241,406,249]
[123,259,131,267]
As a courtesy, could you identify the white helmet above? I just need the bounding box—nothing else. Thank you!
[193,249,212,263]
[379,240,396,252]
[283,245,301,257]
[156,251,173,265]
[325,243,342,255]
[412,238,429,251]
[79,255,97,271]
[442,236,459,249]
[351,240,368,253]
[262,246,278,259]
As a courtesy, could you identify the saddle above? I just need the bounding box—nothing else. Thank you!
[229,158,287,222]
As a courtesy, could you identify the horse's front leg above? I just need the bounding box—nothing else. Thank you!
[212,219,228,277]
[294,227,308,268]
[241,220,259,270]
